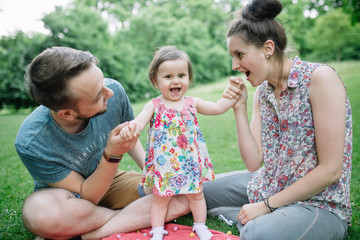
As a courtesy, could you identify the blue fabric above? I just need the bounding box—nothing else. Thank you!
[137,184,146,198]
[72,192,82,199]
[15,79,134,191]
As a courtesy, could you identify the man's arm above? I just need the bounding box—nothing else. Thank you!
[49,122,140,204]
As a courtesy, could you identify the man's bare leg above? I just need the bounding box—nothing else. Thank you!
[82,194,190,240]
[22,189,117,239]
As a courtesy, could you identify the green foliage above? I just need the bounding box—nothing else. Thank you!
[342,0,360,24]
[279,0,315,56]
[42,5,111,51]
[1,0,360,110]
[306,9,360,61]
[308,0,360,24]
[0,32,44,109]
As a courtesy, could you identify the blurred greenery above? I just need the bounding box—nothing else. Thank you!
[0,0,359,110]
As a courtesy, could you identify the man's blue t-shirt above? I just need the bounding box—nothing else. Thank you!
[15,79,134,191]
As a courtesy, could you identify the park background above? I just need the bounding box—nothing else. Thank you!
[0,0,359,239]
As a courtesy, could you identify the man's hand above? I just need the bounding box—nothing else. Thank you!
[104,122,140,157]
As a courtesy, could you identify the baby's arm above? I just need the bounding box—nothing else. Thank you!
[134,100,155,131]
[195,97,235,115]
[195,78,243,115]
[120,101,155,140]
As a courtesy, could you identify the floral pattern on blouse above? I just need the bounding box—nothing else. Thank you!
[247,56,352,223]
[141,96,215,197]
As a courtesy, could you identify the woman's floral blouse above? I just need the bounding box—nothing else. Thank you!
[247,57,352,223]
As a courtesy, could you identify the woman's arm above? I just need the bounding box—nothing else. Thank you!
[238,66,347,224]
[233,83,263,172]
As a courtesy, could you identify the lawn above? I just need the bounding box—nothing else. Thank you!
[0,60,359,239]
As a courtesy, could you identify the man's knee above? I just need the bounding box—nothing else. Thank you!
[23,191,58,233]
[171,195,191,216]
[22,189,77,234]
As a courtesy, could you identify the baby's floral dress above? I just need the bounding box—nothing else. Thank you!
[141,96,215,197]
[247,56,352,224]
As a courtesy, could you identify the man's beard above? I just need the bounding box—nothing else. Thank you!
[75,108,107,120]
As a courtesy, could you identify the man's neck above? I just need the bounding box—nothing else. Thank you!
[51,110,89,134]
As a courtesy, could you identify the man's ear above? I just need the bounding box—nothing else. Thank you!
[263,40,275,58]
[57,109,77,121]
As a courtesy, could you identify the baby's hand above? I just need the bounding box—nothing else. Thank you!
[119,120,140,141]
[223,76,244,100]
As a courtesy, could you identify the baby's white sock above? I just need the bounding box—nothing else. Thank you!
[150,226,168,240]
[193,222,213,240]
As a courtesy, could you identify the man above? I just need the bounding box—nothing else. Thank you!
[15,47,189,239]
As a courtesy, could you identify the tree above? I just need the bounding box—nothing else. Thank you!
[0,32,46,109]
[42,3,138,101]
[302,0,360,24]
[340,0,360,24]
[2,0,359,110]
[121,0,230,82]
[279,0,315,57]
[306,9,360,61]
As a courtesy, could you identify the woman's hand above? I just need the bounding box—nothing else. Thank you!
[237,202,270,225]
[223,76,244,100]
[226,76,248,111]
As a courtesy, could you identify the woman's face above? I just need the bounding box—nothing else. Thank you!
[227,35,269,87]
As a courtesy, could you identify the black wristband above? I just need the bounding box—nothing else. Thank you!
[264,197,277,212]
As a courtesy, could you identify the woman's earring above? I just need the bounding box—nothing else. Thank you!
[266,55,270,59]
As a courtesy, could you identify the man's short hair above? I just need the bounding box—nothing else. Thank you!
[25,47,99,111]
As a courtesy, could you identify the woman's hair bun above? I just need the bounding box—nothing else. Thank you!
[241,0,282,21]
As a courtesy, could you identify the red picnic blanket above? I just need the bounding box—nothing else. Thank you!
[102,223,239,240]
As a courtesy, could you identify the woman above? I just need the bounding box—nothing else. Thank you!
[203,0,352,239]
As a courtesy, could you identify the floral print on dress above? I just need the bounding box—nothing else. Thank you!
[247,56,352,224]
[141,97,215,197]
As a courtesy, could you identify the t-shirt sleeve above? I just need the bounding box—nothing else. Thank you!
[108,79,135,123]
[15,140,71,188]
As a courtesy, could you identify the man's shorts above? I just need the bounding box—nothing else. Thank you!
[73,170,144,209]
[99,170,144,209]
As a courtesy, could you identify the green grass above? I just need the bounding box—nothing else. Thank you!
[1,61,359,239]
